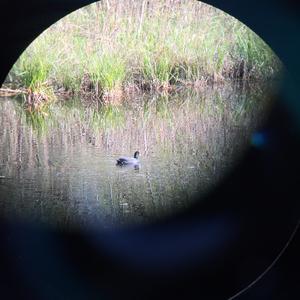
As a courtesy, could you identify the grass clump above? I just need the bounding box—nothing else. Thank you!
[5,0,283,108]
[142,48,175,88]
[12,35,57,111]
[88,53,126,92]
[231,24,280,79]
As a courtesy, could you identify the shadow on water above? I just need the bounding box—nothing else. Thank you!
[0,82,276,229]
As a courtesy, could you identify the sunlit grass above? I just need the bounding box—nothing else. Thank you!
[88,53,126,92]
[6,0,282,99]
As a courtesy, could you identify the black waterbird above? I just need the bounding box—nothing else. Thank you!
[116,151,140,166]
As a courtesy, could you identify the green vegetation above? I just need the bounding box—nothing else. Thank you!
[5,0,282,110]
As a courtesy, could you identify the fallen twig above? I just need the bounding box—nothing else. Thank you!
[0,88,27,96]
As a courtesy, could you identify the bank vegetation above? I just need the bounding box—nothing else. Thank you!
[3,0,282,111]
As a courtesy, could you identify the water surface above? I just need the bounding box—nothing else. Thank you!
[0,83,273,228]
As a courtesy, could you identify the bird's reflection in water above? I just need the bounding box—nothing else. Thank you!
[116,163,141,171]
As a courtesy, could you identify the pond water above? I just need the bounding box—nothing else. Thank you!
[0,83,274,229]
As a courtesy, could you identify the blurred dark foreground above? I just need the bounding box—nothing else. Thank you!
[0,0,299,299]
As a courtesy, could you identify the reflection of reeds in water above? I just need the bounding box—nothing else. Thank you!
[0,84,272,170]
[0,83,274,227]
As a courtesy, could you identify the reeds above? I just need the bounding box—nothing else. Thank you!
[6,0,282,106]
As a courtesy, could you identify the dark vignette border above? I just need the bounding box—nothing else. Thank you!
[0,1,299,300]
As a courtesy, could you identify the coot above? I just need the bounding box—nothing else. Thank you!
[116,151,140,166]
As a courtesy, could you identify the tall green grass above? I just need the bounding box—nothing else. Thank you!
[88,53,126,91]
[7,0,282,96]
